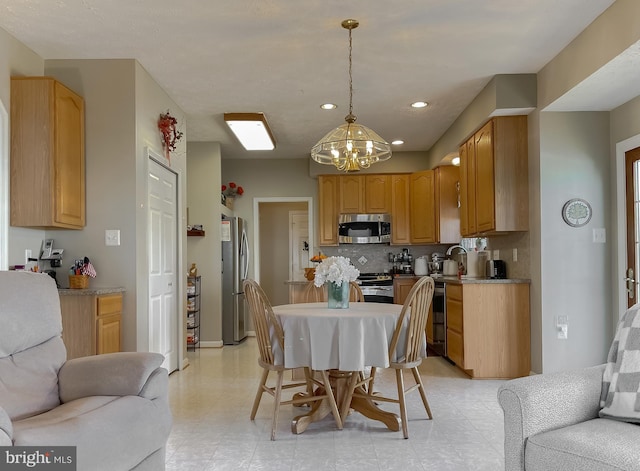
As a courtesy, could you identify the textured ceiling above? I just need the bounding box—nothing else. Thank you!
[0,0,619,160]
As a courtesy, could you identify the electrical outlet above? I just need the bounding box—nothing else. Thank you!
[493,249,500,260]
[512,248,518,262]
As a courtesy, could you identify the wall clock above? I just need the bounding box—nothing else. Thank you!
[562,198,592,227]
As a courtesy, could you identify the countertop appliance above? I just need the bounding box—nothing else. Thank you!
[338,213,391,244]
[221,216,249,344]
[356,273,394,303]
[486,259,507,279]
[414,256,428,275]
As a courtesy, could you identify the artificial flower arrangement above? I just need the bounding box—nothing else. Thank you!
[313,256,360,288]
[158,110,183,163]
[221,182,244,197]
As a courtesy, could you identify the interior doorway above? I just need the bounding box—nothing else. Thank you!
[253,197,313,306]
[289,210,309,282]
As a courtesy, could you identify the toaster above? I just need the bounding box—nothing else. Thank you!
[486,259,507,279]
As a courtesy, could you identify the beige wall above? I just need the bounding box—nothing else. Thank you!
[41,59,188,358]
[186,142,223,345]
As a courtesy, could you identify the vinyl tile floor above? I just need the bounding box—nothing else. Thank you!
[167,339,507,471]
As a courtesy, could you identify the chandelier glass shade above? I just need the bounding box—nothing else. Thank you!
[311,121,392,172]
[311,19,391,172]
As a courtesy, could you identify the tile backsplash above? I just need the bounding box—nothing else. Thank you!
[316,244,451,273]
[315,231,530,280]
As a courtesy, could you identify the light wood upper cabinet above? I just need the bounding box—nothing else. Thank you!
[318,175,339,245]
[390,174,411,245]
[434,166,462,244]
[475,121,495,232]
[410,170,436,244]
[459,116,528,236]
[364,174,391,213]
[10,77,85,229]
[339,175,365,213]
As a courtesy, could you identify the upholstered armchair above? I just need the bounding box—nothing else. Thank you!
[0,271,172,470]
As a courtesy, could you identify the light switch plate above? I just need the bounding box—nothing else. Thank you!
[105,229,121,246]
[593,228,606,243]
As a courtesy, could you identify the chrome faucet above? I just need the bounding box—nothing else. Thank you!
[446,245,467,256]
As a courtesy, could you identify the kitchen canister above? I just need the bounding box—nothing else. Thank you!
[443,259,458,276]
[414,256,428,275]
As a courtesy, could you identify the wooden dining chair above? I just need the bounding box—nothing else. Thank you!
[302,281,326,302]
[344,276,435,438]
[243,279,343,440]
[349,281,365,302]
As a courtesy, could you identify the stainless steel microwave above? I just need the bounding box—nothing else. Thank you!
[338,214,391,244]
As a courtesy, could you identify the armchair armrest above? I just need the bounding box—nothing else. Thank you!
[58,352,166,403]
[497,364,605,471]
[0,406,12,445]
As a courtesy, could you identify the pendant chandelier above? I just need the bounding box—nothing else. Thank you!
[311,19,391,172]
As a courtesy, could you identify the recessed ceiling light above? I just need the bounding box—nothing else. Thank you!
[411,101,429,108]
[451,156,460,166]
[320,103,337,110]
[391,140,404,145]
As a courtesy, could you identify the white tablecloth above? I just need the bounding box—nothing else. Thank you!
[273,302,423,371]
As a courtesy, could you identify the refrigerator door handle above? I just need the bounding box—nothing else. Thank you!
[241,230,250,280]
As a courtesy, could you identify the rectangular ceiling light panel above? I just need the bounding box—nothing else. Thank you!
[224,113,275,151]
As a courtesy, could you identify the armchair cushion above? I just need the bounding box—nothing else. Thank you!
[524,418,640,471]
[13,395,171,471]
[600,304,640,423]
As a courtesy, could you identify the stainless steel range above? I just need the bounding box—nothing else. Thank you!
[356,273,394,303]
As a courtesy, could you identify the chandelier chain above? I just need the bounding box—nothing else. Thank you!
[348,26,353,117]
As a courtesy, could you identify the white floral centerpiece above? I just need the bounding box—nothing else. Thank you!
[313,256,360,308]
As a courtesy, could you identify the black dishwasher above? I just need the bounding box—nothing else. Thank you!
[429,281,446,356]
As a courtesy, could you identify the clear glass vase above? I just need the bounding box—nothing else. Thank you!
[327,281,350,309]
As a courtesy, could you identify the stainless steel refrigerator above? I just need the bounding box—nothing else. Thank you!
[221,216,249,344]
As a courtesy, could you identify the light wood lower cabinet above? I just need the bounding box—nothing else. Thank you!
[445,282,530,379]
[60,292,123,359]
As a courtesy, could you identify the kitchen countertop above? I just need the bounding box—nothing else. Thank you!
[284,280,311,285]
[58,287,126,296]
[394,274,530,284]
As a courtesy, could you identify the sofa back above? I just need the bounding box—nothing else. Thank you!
[0,272,66,420]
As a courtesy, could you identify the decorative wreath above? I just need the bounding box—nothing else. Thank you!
[158,110,183,163]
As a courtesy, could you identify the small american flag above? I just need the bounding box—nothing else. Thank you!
[82,257,97,278]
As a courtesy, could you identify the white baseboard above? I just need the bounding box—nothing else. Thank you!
[199,340,224,348]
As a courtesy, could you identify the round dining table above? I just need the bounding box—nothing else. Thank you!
[272,302,423,434]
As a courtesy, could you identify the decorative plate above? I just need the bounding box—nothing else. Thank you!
[562,198,592,227]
